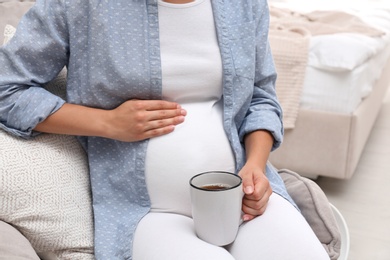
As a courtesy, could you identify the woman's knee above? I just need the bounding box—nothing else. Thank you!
[227,193,329,260]
[133,212,235,260]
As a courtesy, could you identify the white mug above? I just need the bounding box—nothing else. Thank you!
[189,171,243,246]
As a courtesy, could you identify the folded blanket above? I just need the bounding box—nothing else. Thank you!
[270,7,384,37]
[269,6,384,129]
[269,27,309,129]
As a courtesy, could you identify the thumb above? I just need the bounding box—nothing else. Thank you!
[241,173,254,195]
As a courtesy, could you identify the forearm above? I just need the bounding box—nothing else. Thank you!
[240,130,274,220]
[34,103,110,138]
[244,130,274,171]
[34,99,187,142]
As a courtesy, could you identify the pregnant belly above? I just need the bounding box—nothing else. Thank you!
[144,100,235,217]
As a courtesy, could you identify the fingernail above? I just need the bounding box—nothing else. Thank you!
[244,186,254,194]
[243,215,251,222]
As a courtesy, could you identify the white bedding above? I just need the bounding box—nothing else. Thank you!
[269,0,390,113]
[301,38,390,113]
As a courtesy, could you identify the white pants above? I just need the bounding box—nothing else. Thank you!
[133,193,330,260]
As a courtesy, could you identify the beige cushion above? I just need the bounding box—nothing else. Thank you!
[0,220,40,260]
[279,169,341,260]
[0,1,35,44]
[0,130,94,259]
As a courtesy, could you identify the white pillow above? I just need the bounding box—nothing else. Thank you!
[270,2,390,72]
[0,130,94,260]
[308,33,385,71]
[307,7,390,72]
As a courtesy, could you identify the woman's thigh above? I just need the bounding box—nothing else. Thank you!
[133,212,235,260]
[227,193,330,260]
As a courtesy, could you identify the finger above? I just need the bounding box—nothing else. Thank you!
[143,115,186,138]
[143,125,176,139]
[241,186,272,220]
[243,181,270,203]
[244,178,269,201]
[140,100,182,111]
[242,202,268,221]
[242,187,270,209]
[242,214,255,222]
[144,114,185,131]
[240,172,255,195]
[147,107,187,121]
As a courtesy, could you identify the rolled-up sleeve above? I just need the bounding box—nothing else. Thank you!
[238,0,283,151]
[0,0,68,138]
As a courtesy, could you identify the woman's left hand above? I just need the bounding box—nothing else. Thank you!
[239,164,273,222]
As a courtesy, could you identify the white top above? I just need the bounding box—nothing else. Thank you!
[145,0,236,216]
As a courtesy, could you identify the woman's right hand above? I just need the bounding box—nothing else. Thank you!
[103,99,186,142]
[34,99,186,142]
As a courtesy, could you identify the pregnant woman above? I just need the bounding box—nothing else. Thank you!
[0,0,329,259]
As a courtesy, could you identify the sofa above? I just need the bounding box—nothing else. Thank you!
[0,1,342,259]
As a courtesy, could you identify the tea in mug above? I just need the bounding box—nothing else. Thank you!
[201,183,232,191]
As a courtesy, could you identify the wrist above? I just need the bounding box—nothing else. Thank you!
[95,109,116,139]
[244,159,267,172]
